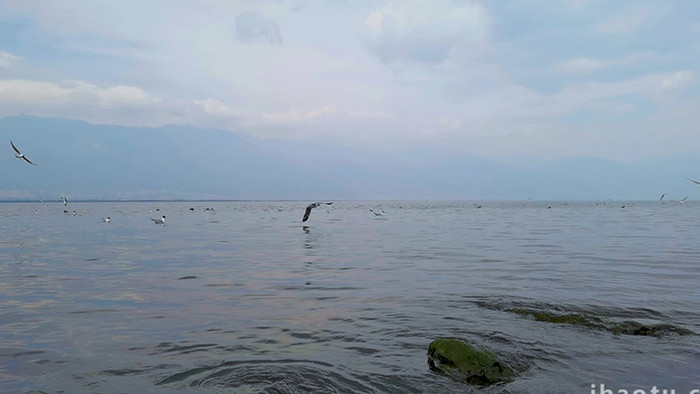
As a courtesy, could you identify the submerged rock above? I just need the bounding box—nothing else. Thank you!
[428,338,514,386]
[506,308,693,337]
[608,321,693,337]
[506,308,604,329]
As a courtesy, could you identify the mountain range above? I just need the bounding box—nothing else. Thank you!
[1,115,698,201]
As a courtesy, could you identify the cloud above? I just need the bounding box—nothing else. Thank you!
[364,0,491,64]
[0,51,22,68]
[551,57,612,75]
[473,71,696,121]
[255,105,400,127]
[0,80,156,107]
[658,71,694,91]
[551,52,655,75]
[555,71,695,106]
[194,98,237,117]
[595,8,649,35]
[241,104,404,143]
[259,105,337,124]
[0,79,238,128]
[235,11,283,44]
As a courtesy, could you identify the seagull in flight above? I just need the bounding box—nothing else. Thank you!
[151,215,166,224]
[60,196,69,206]
[10,141,37,165]
[687,177,700,185]
[659,193,667,201]
[302,202,332,222]
[680,195,688,203]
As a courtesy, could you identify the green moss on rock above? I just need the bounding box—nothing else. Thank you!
[609,321,693,337]
[506,308,604,329]
[506,308,692,337]
[428,338,514,386]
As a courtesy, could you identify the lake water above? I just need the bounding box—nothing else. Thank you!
[1,201,699,393]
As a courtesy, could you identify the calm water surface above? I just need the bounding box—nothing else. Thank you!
[1,201,699,393]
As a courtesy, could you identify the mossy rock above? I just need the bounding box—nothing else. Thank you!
[428,338,514,386]
[506,308,603,329]
[608,321,693,337]
[506,308,693,337]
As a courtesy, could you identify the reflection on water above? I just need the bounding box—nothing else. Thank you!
[0,201,699,393]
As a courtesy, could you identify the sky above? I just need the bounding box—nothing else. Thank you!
[0,0,698,162]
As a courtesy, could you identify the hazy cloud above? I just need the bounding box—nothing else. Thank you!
[0,80,156,107]
[364,0,490,64]
[0,50,22,68]
[0,79,234,128]
[260,105,337,124]
[235,11,283,44]
[552,57,614,75]
[595,8,649,35]
[551,52,655,75]
[194,99,237,117]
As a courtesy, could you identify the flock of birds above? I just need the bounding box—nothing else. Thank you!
[10,140,700,223]
[12,140,340,224]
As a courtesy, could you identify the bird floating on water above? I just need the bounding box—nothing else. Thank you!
[151,215,166,224]
[10,141,37,165]
[102,216,111,223]
[302,202,333,222]
[369,208,384,216]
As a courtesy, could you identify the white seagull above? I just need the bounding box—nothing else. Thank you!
[680,196,688,203]
[369,208,384,216]
[102,216,111,223]
[10,141,37,165]
[151,215,166,224]
[302,202,332,222]
[60,196,69,206]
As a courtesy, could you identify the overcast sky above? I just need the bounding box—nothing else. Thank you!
[0,0,698,161]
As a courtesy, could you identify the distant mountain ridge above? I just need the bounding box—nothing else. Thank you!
[1,115,698,201]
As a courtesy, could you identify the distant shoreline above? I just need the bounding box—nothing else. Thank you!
[0,199,673,203]
[0,199,308,203]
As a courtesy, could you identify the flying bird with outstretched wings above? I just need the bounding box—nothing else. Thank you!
[10,141,37,165]
[302,202,333,222]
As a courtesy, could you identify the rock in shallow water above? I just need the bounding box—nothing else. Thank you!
[506,308,693,337]
[427,338,514,386]
[608,321,693,337]
[507,308,605,329]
